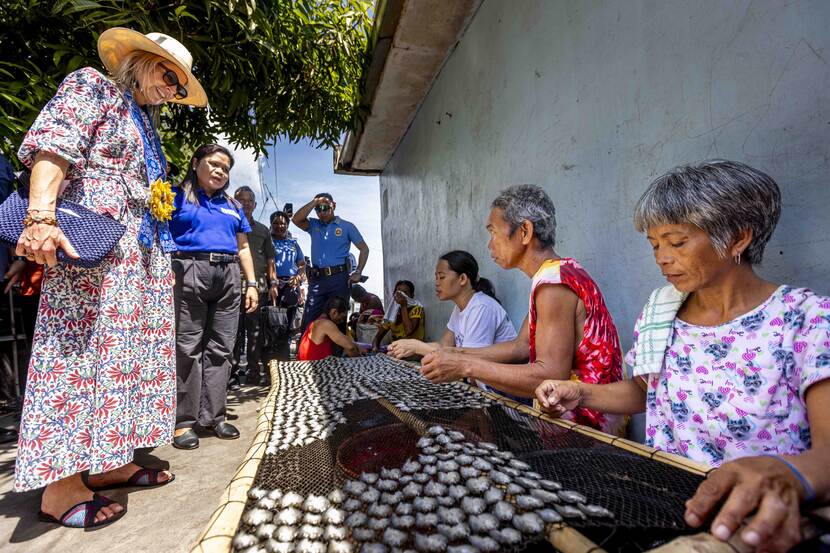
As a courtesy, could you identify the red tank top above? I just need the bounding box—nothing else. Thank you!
[529,258,624,435]
[298,320,334,361]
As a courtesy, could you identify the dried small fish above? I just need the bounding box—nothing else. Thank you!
[305,513,323,525]
[257,496,277,510]
[256,524,277,540]
[509,459,530,471]
[447,546,478,553]
[343,498,362,512]
[537,508,563,523]
[447,430,465,442]
[399,475,413,485]
[391,514,415,529]
[530,488,559,503]
[468,513,499,533]
[558,490,587,504]
[465,477,489,495]
[247,487,267,500]
[494,450,514,461]
[276,507,302,525]
[361,489,381,504]
[447,485,468,500]
[380,468,401,480]
[395,503,413,515]
[422,465,437,476]
[280,491,304,508]
[345,512,368,528]
[344,480,367,496]
[468,534,500,552]
[505,483,524,496]
[402,459,422,474]
[478,442,498,451]
[455,454,474,466]
[382,527,407,548]
[492,500,515,522]
[513,512,544,534]
[435,434,451,446]
[323,507,346,525]
[437,471,460,486]
[539,479,562,492]
[472,458,492,471]
[381,491,403,505]
[243,508,273,526]
[426,426,446,436]
[264,539,292,553]
[412,472,431,483]
[416,437,434,448]
[351,527,375,541]
[304,494,330,513]
[424,481,447,497]
[414,532,448,553]
[437,523,470,541]
[486,455,505,466]
[437,496,454,507]
[328,489,346,504]
[525,471,542,480]
[232,532,257,550]
[323,525,348,540]
[376,479,398,492]
[368,504,392,518]
[515,477,539,490]
[413,496,437,513]
[359,544,386,553]
[296,539,325,553]
[299,524,324,540]
[554,504,587,520]
[579,503,614,518]
[491,527,523,545]
[415,512,438,529]
[483,487,504,504]
[402,482,422,498]
[489,470,510,485]
[516,495,544,510]
[367,517,388,531]
[360,473,379,485]
[435,452,453,461]
[436,460,459,472]
[444,443,463,452]
[422,445,440,455]
[500,466,520,478]
[327,540,352,553]
[418,455,437,465]
[460,496,486,515]
[459,466,479,479]
[437,506,464,525]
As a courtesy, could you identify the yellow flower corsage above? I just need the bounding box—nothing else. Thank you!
[149,178,175,221]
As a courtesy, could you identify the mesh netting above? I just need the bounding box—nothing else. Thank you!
[233,356,705,552]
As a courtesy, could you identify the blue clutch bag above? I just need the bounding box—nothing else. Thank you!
[0,187,126,268]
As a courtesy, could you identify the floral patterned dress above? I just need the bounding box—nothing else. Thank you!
[627,286,830,467]
[529,258,625,434]
[14,67,176,491]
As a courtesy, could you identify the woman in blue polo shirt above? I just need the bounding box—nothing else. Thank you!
[168,144,259,450]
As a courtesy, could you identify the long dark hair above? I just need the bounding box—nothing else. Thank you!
[181,143,235,205]
[439,250,499,303]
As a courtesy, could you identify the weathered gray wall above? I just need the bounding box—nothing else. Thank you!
[380,0,830,348]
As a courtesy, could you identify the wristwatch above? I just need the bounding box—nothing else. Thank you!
[245,280,258,288]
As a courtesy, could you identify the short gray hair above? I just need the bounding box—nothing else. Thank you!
[491,185,556,248]
[633,160,781,265]
[234,186,256,200]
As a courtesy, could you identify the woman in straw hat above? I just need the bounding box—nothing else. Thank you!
[15,28,206,527]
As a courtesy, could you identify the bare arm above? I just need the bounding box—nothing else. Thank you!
[319,319,360,357]
[292,198,320,231]
[354,241,369,274]
[536,378,647,415]
[237,234,259,313]
[457,317,530,363]
[388,330,455,359]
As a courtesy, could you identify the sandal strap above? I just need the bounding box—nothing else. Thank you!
[59,494,116,528]
[127,467,166,486]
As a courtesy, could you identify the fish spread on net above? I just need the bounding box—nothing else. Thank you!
[402,482,422,498]
[280,491,304,508]
[361,473,380,485]
[414,532,448,553]
[445,443,463,452]
[471,458,492,472]
[361,489,381,504]
[580,503,614,518]
[459,466,480,480]
[413,496,438,513]
[391,514,415,529]
[327,540,352,553]
[403,459,422,474]
[422,445,440,455]
[437,496,455,507]
[351,527,375,541]
[438,471,461,485]
[513,512,545,534]
[486,455,505,466]
[328,489,345,504]
[383,527,408,547]
[554,504,588,520]
[437,523,470,541]
[506,483,525,496]
[242,508,273,526]
[455,454,474,466]
[515,476,539,490]
[232,532,257,550]
[447,430,466,442]
[468,534,500,552]
[437,506,464,525]
[538,508,564,523]
[465,477,489,495]
[530,488,559,503]
[380,467,402,480]
[304,494,330,513]
[413,472,431,484]
[483,487,504,504]
[426,426,446,436]
[516,494,544,510]
[492,526,523,545]
[418,454,437,465]
[368,517,389,531]
[448,484,468,500]
[381,491,403,505]
[435,433,451,446]
[435,452,454,461]
[447,545,478,553]
[400,475,413,486]
[276,507,302,525]
[493,500,516,522]
[368,503,393,518]
[343,498,362,512]
[416,437,433,449]
[264,539,292,553]
[422,465,438,476]
[415,512,439,529]
[489,470,510,485]
[248,487,267,500]
[376,479,398,492]
[508,459,531,471]
[424,481,447,497]
[299,524,324,540]
[323,525,348,540]
[304,513,323,525]
[436,460,459,472]
[297,538,326,553]
[468,513,499,533]
[346,512,368,528]
[525,471,542,480]
[460,496,486,515]
[323,507,346,525]
[558,490,587,504]
[257,496,277,510]
[395,503,414,516]
[255,523,277,539]
[539,479,563,491]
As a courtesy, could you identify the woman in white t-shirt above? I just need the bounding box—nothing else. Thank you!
[388,250,517,359]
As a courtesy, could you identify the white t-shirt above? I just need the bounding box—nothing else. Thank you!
[447,292,517,348]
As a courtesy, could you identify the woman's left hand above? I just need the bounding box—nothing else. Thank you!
[684,455,805,551]
[244,287,259,314]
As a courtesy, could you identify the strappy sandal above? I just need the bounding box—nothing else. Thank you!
[38,493,126,528]
[84,467,176,491]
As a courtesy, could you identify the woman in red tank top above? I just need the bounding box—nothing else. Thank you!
[298,296,361,360]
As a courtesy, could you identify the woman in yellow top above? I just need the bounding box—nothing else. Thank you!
[373,280,425,351]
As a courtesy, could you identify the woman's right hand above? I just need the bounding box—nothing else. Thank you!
[388,339,419,359]
[17,221,79,267]
[534,379,583,416]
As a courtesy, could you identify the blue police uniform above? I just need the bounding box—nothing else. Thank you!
[170,187,251,432]
[300,216,364,332]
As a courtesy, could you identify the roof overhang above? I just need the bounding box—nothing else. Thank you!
[334,0,482,175]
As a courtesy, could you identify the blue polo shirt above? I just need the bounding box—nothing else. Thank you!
[274,238,304,277]
[307,216,364,268]
[169,187,251,253]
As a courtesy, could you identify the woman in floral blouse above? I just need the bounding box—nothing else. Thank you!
[15,28,206,528]
[536,160,830,552]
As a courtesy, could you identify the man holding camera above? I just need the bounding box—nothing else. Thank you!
[293,193,369,334]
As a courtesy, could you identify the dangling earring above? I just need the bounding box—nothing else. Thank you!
[733,252,742,265]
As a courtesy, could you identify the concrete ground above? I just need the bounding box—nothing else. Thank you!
[0,384,268,553]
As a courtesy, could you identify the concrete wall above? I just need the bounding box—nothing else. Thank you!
[379,0,830,348]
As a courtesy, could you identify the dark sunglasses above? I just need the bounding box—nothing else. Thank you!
[315,205,331,213]
[160,64,188,100]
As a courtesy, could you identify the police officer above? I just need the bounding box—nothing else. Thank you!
[293,192,368,333]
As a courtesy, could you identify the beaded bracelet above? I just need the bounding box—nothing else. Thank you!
[763,454,817,502]
[23,213,58,227]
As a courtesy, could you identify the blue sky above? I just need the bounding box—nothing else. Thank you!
[221,137,384,298]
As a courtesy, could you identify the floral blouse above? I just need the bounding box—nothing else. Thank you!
[626,286,830,466]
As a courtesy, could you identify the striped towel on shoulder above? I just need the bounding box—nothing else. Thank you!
[631,285,688,377]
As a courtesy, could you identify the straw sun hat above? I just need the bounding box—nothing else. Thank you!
[97,27,207,107]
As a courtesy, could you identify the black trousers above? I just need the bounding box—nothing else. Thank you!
[173,258,240,429]
[234,291,267,377]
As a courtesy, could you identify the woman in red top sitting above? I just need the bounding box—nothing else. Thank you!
[298,296,361,360]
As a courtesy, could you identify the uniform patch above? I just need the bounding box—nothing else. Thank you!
[220,207,241,220]
[335,227,343,237]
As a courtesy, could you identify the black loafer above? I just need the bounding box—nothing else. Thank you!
[172,428,199,450]
[214,422,240,440]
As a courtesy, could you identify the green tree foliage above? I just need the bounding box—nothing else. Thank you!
[0,0,372,170]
